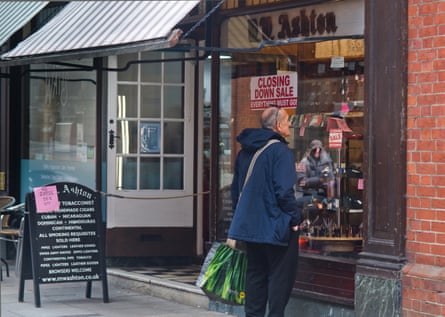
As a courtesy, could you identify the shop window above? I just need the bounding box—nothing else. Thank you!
[22,61,97,199]
[217,0,365,304]
[217,41,365,256]
[295,58,364,255]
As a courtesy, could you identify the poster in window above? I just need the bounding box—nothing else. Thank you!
[140,123,160,153]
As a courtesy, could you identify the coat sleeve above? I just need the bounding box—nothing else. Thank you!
[305,175,323,188]
[297,158,322,189]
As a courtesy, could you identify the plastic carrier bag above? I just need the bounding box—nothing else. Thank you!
[196,242,247,305]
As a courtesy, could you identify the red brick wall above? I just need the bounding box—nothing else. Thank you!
[403,1,445,316]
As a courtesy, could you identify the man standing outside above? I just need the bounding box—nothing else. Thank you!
[228,106,302,317]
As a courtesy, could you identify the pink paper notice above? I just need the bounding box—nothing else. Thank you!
[358,178,364,190]
[34,185,60,213]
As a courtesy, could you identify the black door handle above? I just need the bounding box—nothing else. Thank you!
[108,129,120,149]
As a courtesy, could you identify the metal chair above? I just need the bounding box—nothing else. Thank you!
[0,196,15,209]
[0,196,19,279]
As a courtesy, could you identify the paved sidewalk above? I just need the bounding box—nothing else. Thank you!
[0,264,237,317]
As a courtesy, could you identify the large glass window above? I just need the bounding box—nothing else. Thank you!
[217,41,365,253]
[115,51,185,190]
[22,61,97,200]
[215,0,365,304]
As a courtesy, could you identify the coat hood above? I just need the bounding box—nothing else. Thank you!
[310,139,323,150]
[236,128,284,153]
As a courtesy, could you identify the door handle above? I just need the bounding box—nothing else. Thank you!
[108,129,120,149]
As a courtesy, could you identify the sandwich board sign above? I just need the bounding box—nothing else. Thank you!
[18,182,109,307]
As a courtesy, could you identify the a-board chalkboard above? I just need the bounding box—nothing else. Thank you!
[18,182,109,307]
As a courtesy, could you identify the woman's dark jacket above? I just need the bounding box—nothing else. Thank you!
[228,128,302,246]
[296,148,334,197]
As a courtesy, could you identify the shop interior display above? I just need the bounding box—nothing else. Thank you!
[294,57,364,255]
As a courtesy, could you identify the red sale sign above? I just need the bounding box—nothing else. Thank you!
[250,72,298,109]
[329,129,343,149]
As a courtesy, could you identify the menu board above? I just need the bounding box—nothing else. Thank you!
[19,182,108,307]
[32,183,102,282]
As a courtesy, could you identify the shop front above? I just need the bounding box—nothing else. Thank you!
[0,0,211,259]
[0,0,410,314]
[210,0,406,315]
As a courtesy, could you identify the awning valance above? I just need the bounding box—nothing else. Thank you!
[1,0,199,65]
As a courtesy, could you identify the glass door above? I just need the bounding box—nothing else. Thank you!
[107,51,195,229]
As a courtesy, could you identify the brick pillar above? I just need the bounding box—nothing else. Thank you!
[403,1,445,316]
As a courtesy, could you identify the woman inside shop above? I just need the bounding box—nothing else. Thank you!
[295,139,335,213]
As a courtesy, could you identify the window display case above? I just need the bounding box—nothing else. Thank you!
[215,0,366,306]
[289,58,364,306]
[216,51,365,253]
[294,61,364,255]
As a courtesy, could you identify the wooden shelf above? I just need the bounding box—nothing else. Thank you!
[301,236,362,241]
[301,236,362,253]
[345,111,364,118]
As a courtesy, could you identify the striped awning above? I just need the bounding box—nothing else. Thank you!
[1,1,199,65]
[0,1,49,48]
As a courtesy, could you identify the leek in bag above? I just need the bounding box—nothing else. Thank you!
[197,242,247,305]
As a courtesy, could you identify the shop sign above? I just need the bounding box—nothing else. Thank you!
[329,129,343,149]
[249,72,298,109]
[20,182,109,307]
[221,0,363,49]
[330,56,345,68]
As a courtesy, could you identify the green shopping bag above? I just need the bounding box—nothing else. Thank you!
[196,242,247,305]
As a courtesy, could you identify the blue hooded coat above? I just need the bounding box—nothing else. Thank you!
[228,128,302,246]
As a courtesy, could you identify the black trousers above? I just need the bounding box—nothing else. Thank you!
[244,230,300,317]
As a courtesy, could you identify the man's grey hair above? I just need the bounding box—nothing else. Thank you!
[261,107,280,129]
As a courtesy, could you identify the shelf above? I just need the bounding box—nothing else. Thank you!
[301,236,362,241]
[344,111,364,118]
[299,250,358,264]
[300,236,362,253]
